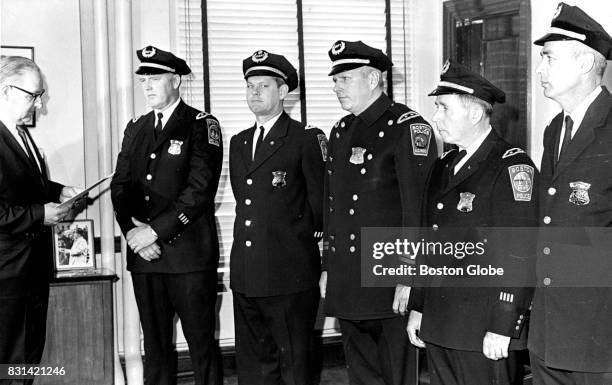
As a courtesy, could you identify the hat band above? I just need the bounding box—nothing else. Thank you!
[438,81,474,94]
[245,66,288,80]
[332,58,371,66]
[138,62,176,73]
[547,27,586,41]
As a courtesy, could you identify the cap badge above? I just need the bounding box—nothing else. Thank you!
[441,59,450,75]
[553,4,562,19]
[508,164,534,202]
[331,41,346,56]
[349,147,366,164]
[272,170,287,188]
[252,50,269,63]
[142,46,156,58]
[457,192,475,213]
[168,140,183,155]
[569,181,591,205]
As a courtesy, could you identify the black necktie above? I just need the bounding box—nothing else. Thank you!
[558,115,573,162]
[448,149,467,177]
[17,126,41,174]
[253,126,265,160]
[155,112,163,140]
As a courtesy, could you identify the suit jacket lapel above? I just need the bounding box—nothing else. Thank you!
[247,112,289,175]
[0,121,45,185]
[21,125,48,187]
[443,132,495,195]
[151,100,186,151]
[241,124,256,171]
[553,88,611,181]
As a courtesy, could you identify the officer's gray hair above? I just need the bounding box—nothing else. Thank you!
[457,94,493,118]
[571,41,607,79]
[361,66,384,89]
[273,77,287,89]
[0,56,42,86]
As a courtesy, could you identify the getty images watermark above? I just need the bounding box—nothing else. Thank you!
[360,227,612,288]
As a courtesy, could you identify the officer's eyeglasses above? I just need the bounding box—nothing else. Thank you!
[9,85,45,103]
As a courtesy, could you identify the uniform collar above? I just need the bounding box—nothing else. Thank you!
[154,97,181,128]
[564,86,602,137]
[354,93,391,127]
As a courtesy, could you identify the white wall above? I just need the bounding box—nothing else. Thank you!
[1,0,85,188]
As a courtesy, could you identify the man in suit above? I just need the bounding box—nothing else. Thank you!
[406,59,538,385]
[229,50,326,385]
[0,56,82,380]
[320,40,437,385]
[111,46,223,385]
[530,3,612,384]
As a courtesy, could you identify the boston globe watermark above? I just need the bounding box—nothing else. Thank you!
[359,226,612,288]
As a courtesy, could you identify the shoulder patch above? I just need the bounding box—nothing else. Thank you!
[508,164,534,202]
[502,148,526,159]
[206,118,221,147]
[397,111,420,124]
[410,124,433,156]
[132,115,143,123]
[316,134,328,161]
[196,112,210,120]
[440,149,456,159]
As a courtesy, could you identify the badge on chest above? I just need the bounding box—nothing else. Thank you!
[457,192,475,212]
[350,147,366,164]
[569,181,590,205]
[272,171,287,188]
[168,140,183,155]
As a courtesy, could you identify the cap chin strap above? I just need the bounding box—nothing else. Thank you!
[138,62,176,73]
[245,66,288,80]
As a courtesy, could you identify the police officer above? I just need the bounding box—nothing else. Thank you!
[229,50,326,385]
[406,59,539,385]
[320,40,437,385]
[111,46,222,385]
[530,3,612,383]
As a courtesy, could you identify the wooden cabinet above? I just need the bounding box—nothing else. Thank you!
[38,270,117,385]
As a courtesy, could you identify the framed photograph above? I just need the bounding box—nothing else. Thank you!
[53,220,95,272]
[0,45,36,127]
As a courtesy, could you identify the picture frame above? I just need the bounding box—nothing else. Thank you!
[0,45,36,127]
[53,220,95,272]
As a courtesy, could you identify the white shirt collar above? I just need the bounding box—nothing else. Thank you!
[252,112,283,159]
[154,97,181,129]
[454,126,492,174]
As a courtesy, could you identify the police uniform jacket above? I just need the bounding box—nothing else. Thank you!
[410,130,538,352]
[529,87,612,372]
[323,94,437,320]
[111,100,223,273]
[0,121,64,294]
[229,112,326,297]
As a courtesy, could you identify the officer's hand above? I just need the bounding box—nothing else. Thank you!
[482,331,510,360]
[43,203,70,226]
[127,217,158,253]
[319,271,328,299]
[138,243,161,261]
[393,284,411,315]
[407,310,425,348]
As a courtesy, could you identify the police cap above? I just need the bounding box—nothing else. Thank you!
[428,59,505,105]
[327,40,393,76]
[243,50,299,92]
[534,3,612,60]
[135,46,191,75]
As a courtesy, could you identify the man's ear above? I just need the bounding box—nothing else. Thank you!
[368,70,381,90]
[578,52,596,75]
[469,105,485,125]
[173,74,182,89]
[278,83,289,100]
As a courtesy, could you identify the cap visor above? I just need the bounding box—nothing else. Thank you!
[428,86,468,97]
[328,63,366,76]
[534,33,576,46]
[135,66,173,75]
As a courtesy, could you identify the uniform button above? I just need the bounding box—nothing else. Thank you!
[548,187,556,196]
[515,326,520,331]
[144,196,150,201]
[246,178,253,185]
[245,220,251,227]
[329,207,334,213]
[379,131,384,138]
[543,247,550,255]
[367,154,373,160]
[387,120,393,126]
[517,319,522,324]
[328,170,333,175]
[245,240,252,247]
[331,246,336,252]
[361,168,366,174]
[352,194,358,201]
[336,132,341,138]
[245,199,252,205]
[329,195,334,201]
[146,174,152,180]
[340,122,345,128]
[519,315,524,320]
[150,153,156,159]
[350,246,356,253]
[543,216,551,224]
[270,141,275,146]
[329,156,334,162]
[543,277,551,286]
[350,233,356,240]
[437,202,444,210]
[349,209,355,215]
[432,224,439,231]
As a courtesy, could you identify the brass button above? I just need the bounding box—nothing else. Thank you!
[548,187,556,196]
[543,216,551,224]
[245,199,252,205]
[146,174,152,181]
[245,240,252,247]
[245,220,251,227]
[543,247,550,255]
[150,153,156,159]
[543,277,551,286]
[437,203,444,210]
[246,178,253,185]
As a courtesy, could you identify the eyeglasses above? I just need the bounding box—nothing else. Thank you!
[9,85,45,103]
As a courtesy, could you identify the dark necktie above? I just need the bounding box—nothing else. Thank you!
[17,126,41,174]
[154,112,163,140]
[448,149,467,178]
[253,126,265,160]
[558,115,573,162]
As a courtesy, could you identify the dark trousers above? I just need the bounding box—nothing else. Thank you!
[426,342,523,385]
[338,317,418,385]
[530,351,612,385]
[233,288,319,385]
[0,282,49,385]
[132,271,219,385]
